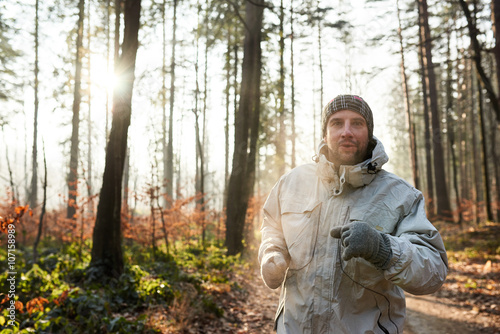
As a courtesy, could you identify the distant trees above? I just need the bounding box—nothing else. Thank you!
[393,0,499,224]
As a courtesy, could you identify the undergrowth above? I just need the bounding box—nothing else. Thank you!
[437,221,500,263]
[0,239,243,333]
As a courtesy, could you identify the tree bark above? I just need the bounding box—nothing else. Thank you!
[90,0,141,278]
[162,0,168,206]
[418,0,452,220]
[30,0,40,209]
[397,0,419,190]
[67,0,85,220]
[417,1,434,216]
[478,81,494,221]
[445,27,462,224]
[165,0,177,203]
[33,141,47,263]
[225,0,264,255]
[290,0,296,169]
[276,0,286,176]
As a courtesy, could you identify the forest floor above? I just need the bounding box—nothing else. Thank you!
[180,222,500,334]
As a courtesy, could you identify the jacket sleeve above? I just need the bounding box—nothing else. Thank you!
[258,178,291,266]
[383,193,448,295]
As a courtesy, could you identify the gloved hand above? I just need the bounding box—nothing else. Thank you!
[261,251,289,289]
[330,222,392,270]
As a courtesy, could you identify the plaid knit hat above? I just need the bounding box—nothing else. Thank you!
[321,95,374,139]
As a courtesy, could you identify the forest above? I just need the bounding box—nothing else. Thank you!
[0,0,499,332]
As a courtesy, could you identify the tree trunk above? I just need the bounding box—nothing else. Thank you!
[165,0,177,203]
[67,0,85,220]
[224,25,231,207]
[105,0,111,141]
[276,0,286,176]
[417,1,434,216]
[418,0,452,220]
[162,0,168,206]
[225,0,264,255]
[317,0,324,115]
[30,0,40,209]
[445,27,462,224]
[90,0,141,278]
[33,141,47,263]
[471,78,483,223]
[478,82,494,221]
[397,0,419,189]
[87,0,93,207]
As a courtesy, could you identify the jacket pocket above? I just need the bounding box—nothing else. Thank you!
[281,200,322,270]
[349,203,399,234]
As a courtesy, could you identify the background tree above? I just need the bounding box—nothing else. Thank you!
[90,0,142,278]
[67,0,85,220]
[30,0,40,210]
[225,0,265,255]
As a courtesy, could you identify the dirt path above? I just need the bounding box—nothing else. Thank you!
[404,293,493,334]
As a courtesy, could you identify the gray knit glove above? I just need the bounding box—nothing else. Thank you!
[330,222,393,270]
[261,252,289,289]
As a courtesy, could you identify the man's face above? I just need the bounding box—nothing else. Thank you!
[323,109,369,167]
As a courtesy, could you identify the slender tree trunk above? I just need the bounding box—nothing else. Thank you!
[471,76,482,223]
[67,0,85,220]
[161,0,168,203]
[445,28,462,224]
[491,119,500,222]
[418,0,452,220]
[417,1,434,216]
[123,147,130,211]
[149,187,157,255]
[225,0,264,255]
[105,0,111,141]
[317,0,324,113]
[224,25,231,206]
[33,141,47,263]
[90,0,141,278]
[87,0,93,211]
[165,0,177,203]
[30,0,40,209]
[478,82,494,221]
[397,0,419,189]
[290,0,296,169]
[276,0,286,176]
[194,111,205,243]
[2,127,17,202]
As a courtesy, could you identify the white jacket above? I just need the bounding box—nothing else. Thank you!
[259,138,448,334]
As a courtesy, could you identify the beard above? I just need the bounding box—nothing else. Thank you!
[328,139,368,166]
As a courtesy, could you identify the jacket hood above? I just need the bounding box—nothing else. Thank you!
[315,136,389,196]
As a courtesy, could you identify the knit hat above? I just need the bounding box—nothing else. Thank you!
[321,95,374,139]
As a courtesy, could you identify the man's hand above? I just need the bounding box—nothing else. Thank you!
[330,222,392,270]
[261,252,289,289]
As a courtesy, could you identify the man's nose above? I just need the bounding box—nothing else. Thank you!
[341,123,354,137]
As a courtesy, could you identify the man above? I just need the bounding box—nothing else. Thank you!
[258,95,448,333]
